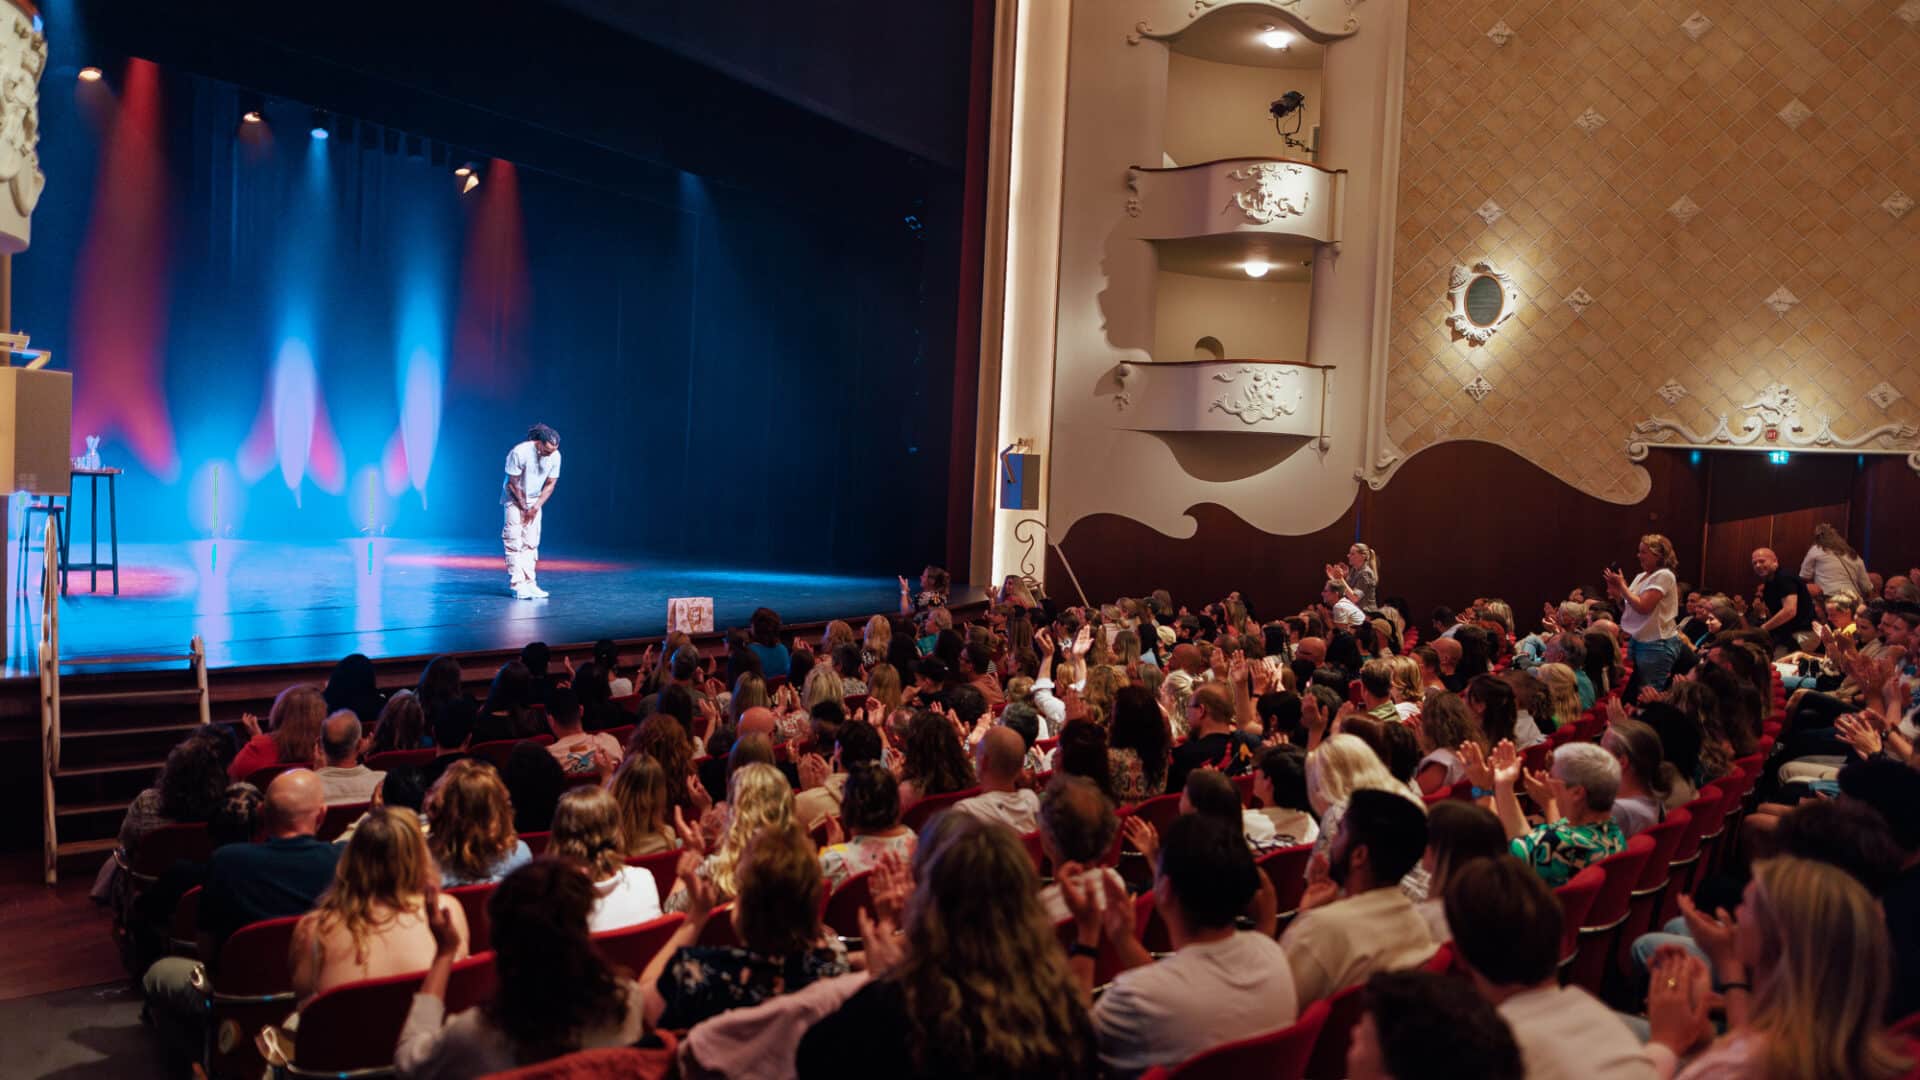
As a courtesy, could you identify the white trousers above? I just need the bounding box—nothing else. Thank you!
[503,504,543,587]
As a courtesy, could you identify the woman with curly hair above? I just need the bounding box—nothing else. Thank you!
[293,807,466,1005]
[627,713,700,816]
[1413,692,1484,795]
[396,858,644,1077]
[426,760,531,886]
[228,684,328,781]
[897,709,976,813]
[861,615,892,670]
[548,786,660,932]
[797,813,1097,1079]
[664,762,792,911]
[368,690,429,754]
[101,731,234,909]
[1534,663,1586,732]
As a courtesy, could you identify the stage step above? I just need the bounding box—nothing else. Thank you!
[60,722,205,740]
[62,688,207,706]
[54,759,170,779]
[55,837,119,858]
[54,798,137,818]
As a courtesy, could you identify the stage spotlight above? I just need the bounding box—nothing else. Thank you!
[77,66,103,82]
[309,109,329,140]
[242,109,264,124]
[453,161,474,178]
[1242,259,1271,278]
[461,172,480,195]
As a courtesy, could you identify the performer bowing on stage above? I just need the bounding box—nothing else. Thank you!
[503,423,562,599]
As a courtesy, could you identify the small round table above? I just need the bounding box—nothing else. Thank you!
[59,467,120,595]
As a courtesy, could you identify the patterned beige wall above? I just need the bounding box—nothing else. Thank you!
[1387,0,1920,502]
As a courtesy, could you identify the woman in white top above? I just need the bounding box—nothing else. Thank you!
[548,786,661,933]
[1798,523,1872,601]
[1412,692,1485,796]
[1604,533,1682,694]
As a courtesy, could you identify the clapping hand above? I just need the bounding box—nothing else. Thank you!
[1489,739,1522,789]
[799,752,832,791]
[1646,948,1715,1057]
[424,887,462,959]
[673,805,706,853]
[675,851,718,921]
[238,711,262,739]
[1301,693,1329,740]
[1300,853,1339,913]
[1458,740,1492,790]
[1836,712,1884,758]
[1675,894,1741,975]
[1120,816,1159,867]
[685,774,715,815]
[869,851,912,926]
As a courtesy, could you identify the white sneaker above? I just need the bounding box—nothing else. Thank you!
[526,583,550,599]
[512,585,537,599]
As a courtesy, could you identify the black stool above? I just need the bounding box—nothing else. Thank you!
[18,501,64,592]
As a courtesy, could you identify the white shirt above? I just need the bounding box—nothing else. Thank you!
[1331,598,1366,627]
[316,764,386,806]
[1496,984,1657,1080]
[1279,886,1436,1005]
[500,440,561,506]
[951,788,1040,835]
[586,865,662,933]
[1620,568,1678,643]
[1092,931,1299,1080]
[1799,545,1868,600]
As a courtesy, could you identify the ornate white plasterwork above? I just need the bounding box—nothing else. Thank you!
[1445,261,1522,345]
[1884,191,1914,220]
[1868,382,1903,411]
[1777,98,1812,131]
[1681,12,1713,41]
[1764,286,1800,315]
[1486,20,1514,46]
[0,8,46,250]
[1657,380,1688,405]
[1127,0,1362,45]
[1224,162,1312,224]
[1475,199,1505,225]
[1627,381,1920,474]
[1575,108,1607,135]
[1564,287,1595,316]
[1208,365,1302,423]
[1667,195,1702,225]
[1464,375,1494,402]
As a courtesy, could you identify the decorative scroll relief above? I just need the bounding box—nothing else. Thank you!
[1225,163,1311,224]
[1210,366,1302,423]
[1626,381,1920,475]
[0,8,46,253]
[1127,0,1361,45]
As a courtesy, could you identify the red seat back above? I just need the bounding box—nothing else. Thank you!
[471,738,534,771]
[521,830,551,854]
[1617,809,1692,974]
[487,1043,678,1080]
[365,748,436,772]
[612,693,644,715]
[289,968,430,1075]
[1129,792,1184,834]
[901,786,982,831]
[1568,833,1655,994]
[604,724,636,747]
[1551,865,1605,968]
[822,871,874,940]
[126,821,214,882]
[592,912,687,975]
[1303,981,1368,1080]
[1257,844,1316,924]
[446,882,496,954]
[168,885,202,955]
[696,904,739,947]
[1233,773,1256,808]
[624,848,683,900]
[1019,829,1047,874]
[245,763,305,790]
[207,915,303,1080]
[1141,996,1331,1080]
[318,801,368,842]
[443,952,498,1014]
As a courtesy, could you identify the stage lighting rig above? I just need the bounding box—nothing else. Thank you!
[1268,90,1316,155]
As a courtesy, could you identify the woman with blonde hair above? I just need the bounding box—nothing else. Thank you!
[867,662,904,716]
[1080,664,1124,728]
[998,575,1038,609]
[861,615,892,669]
[607,753,678,857]
[1327,542,1380,610]
[1386,655,1424,719]
[1307,733,1424,869]
[728,672,770,725]
[801,663,845,712]
[664,762,793,911]
[1799,522,1871,601]
[1647,856,1912,1080]
[820,620,855,655]
[797,813,1097,1078]
[427,760,532,886]
[1112,629,1143,673]
[1534,663,1585,732]
[228,684,328,781]
[1605,533,1684,693]
[549,786,660,932]
[1413,692,1484,795]
[292,807,467,1004]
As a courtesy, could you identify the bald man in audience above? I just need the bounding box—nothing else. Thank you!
[738,706,778,743]
[952,726,1040,834]
[141,770,342,1062]
[315,709,385,805]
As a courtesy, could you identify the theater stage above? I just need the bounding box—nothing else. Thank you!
[7,539,919,677]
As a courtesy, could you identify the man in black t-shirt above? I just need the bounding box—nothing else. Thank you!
[1752,547,1814,656]
[1166,683,1259,791]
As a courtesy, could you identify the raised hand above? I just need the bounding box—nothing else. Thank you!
[1646,949,1713,1057]
[1056,861,1105,942]
[676,852,717,920]
[1228,650,1249,686]
[1035,627,1056,659]
[238,711,262,738]
[1120,816,1159,867]
[822,815,845,846]
[1675,894,1741,975]
[424,887,462,958]
[1300,853,1338,912]
[1836,712,1883,758]
[1458,740,1492,790]
[686,774,715,815]
[798,752,831,791]
[673,805,706,853]
[869,850,912,925]
[1489,739,1522,788]
[1301,694,1328,738]
[1072,626,1093,659]
[856,905,905,973]
[1521,767,1555,814]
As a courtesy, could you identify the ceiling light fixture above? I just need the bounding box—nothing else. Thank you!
[461,172,480,195]
[453,161,474,178]
[1259,26,1293,49]
[1243,259,1272,279]
[77,66,103,82]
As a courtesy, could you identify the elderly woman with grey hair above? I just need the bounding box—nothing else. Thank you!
[1460,738,1625,888]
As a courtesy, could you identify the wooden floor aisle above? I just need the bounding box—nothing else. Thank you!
[0,854,123,1001]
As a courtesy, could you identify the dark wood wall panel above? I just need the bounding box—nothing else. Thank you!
[1854,457,1920,581]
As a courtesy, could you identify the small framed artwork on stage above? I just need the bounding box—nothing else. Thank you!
[668,596,715,634]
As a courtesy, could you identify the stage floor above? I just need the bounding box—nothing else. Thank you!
[7,539,911,677]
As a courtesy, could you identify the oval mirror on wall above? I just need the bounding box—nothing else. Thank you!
[1464,275,1505,327]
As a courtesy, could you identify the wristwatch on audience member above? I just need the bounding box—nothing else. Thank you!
[1068,941,1100,960]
